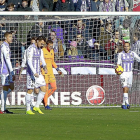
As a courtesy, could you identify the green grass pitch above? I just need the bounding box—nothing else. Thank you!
[0,107,140,140]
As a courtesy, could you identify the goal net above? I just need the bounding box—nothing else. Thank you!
[0,14,140,108]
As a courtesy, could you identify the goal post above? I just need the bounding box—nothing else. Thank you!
[0,13,140,108]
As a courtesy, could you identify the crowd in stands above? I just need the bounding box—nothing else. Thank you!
[0,15,139,67]
[0,0,135,12]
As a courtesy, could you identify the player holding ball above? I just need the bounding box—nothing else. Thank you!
[116,42,140,109]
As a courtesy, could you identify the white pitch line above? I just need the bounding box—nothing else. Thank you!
[129,111,139,112]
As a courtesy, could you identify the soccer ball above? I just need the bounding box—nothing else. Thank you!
[115,65,124,75]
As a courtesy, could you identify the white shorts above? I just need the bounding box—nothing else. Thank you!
[120,71,133,88]
[27,74,46,89]
[1,74,14,86]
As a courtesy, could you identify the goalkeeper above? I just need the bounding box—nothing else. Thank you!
[41,40,64,110]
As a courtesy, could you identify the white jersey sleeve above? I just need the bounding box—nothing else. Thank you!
[1,45,13,72]
[21,49,27,68]
[40,49,46,67]
[134,51,140,62]
[117,53,122,65]
[27,47,36,74]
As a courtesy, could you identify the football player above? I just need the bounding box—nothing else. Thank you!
[0,32,15,114]
[41,40,63,110]
[26,36,47,114]
[117,42,140,109]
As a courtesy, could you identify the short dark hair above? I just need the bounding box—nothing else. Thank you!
[36,36,46,42]
[94,41,99,44]
[4,31,12,38]
[7,3,14,8]
[22,0,28,2]
[124,42,130,46]
[115,30,119,33]
[114,30,119,36]
[77,20,82,22]
[46,40,53,45]
[31,37,36,41]
[123,19,131,27]
[51,31,56,35]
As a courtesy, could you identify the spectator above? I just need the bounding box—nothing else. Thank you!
[51,21,65,44]
[76,0,90,11]
[121,18,131,43]
[114,0,129,11]
[99,0,115,12]
[98,22,113,59]
[7,0,22,10]
[65,41,84,60]
[134,19,140,34]
[87,0,91,10]
[131,33,140,56]
[17,0,32,11]
[6,3,15,11]
[76,33,87,58]
[10,31,21,67]
[0,0,7,11]
[130,16,140,30]
[105,30,125,59]
[98,22,113,47]
[53,0,58,11]
[90,0,100,11]
[49,31,64,59]
[46,0,54,11]
[86,38,95,58]
[39,0,53,11]
[30,0,39,11]
[89,18,101,40]
[55,0,74,11]
[17,16,35,58]
[30,22,48,38]
[69,19,91,41]
[72,0,78,11]
[114,0,129,29]
[127,0,133,11]
[87,41,106,60]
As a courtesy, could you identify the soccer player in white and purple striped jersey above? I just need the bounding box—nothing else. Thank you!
[19,37,36,109]
[0,32,15,114]
[26,36,47,115]
[117,42,140,109]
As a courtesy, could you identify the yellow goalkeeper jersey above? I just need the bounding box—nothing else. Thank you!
[41,47,57,75]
